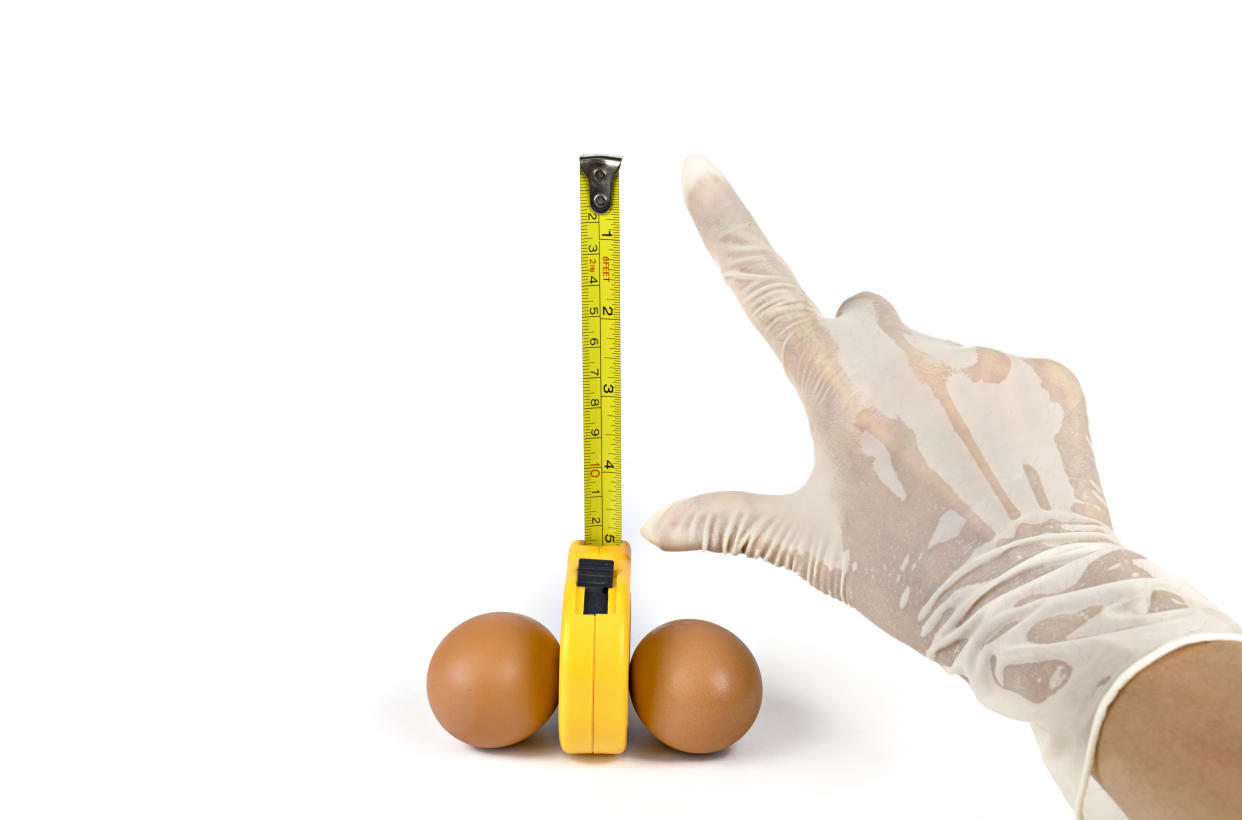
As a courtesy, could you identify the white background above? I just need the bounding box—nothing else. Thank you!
[2,2,1241,818]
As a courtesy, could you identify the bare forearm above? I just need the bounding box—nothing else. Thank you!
[1096,640,1242,819]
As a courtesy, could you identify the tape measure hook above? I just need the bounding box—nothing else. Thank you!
[580,155,623,214]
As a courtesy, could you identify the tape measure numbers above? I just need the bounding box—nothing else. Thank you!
[559,156,631,755]
[580,157,622,545]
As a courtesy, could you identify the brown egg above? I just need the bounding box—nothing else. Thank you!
[630,619,762,754]
[426,612,559,748]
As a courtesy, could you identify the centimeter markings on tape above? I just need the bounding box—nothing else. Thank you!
[580,156,622,548]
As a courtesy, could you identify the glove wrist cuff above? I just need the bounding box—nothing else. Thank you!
[918,515,1241,818]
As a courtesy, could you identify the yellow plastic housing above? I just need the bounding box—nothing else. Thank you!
[558,540,630,754]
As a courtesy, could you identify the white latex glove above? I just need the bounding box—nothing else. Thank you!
[641,155,1242,818]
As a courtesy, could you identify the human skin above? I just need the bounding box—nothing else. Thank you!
[1095,640,1242,819]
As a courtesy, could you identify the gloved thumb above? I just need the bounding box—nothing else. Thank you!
[640,489,801,564]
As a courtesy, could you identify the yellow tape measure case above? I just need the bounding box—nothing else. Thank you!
[558,540,630,754]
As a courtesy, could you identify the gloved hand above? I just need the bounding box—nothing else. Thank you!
[641,155,1242,818]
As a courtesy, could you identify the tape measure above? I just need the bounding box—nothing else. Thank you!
[579,156,623,546]
[559,156,631,755]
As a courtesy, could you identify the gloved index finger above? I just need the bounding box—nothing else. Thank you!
[681,155,824,362]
